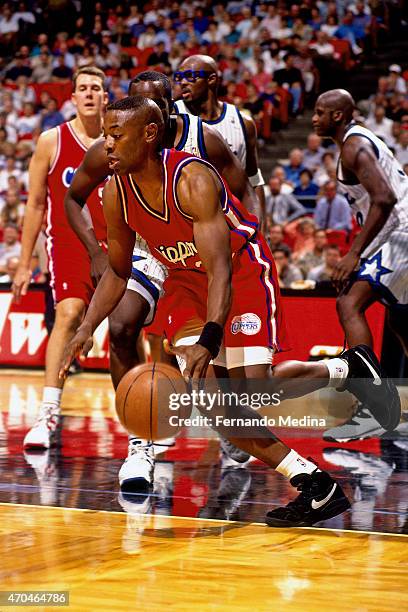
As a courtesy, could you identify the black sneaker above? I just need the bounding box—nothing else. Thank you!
[265,469,351,527]
[339,344,401,431]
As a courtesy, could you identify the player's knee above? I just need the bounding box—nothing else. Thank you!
[336,294,357,323]
[55,301,85,331]
[109,317,140,351]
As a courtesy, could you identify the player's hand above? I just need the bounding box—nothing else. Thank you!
[59,324,94,380]
[164,339,211,384]
[331,251,360,285]
[90,248,108,287]
[12,266,32,303]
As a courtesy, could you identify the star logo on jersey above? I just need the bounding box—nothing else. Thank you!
[357,252,393,283]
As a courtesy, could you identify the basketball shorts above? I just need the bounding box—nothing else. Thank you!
[157,235,290,368]
[48,234,166,324]
[127,234,168,325]
[48,236,94,305]
[356,229,408,307]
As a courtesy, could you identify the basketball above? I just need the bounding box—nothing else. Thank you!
[115,362,190,440]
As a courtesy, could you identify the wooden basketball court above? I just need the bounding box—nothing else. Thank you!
[1,370,407,611]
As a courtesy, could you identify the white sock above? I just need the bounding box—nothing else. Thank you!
[42,386,62,410]
[321,358,349,388]
[276,449,319,480]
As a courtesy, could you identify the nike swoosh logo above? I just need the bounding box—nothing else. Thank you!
[355,351,382,385]
[311,483,337,510]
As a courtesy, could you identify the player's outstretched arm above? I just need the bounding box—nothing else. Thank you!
[165,163,232,382]
[12,129,54,302]
[241,113,266,229]
[202,123,261,219]
[64,139,110,285]
[59,177,135,378]
[332,136,397,282]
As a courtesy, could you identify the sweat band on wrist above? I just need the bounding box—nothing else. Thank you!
[249,168,265,187]
[196,321,223,359]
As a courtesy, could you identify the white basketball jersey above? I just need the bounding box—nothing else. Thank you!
[174,100,247,168]
[173,113,207,159]
[337,124,408,256]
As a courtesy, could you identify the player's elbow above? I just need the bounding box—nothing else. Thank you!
[64,187,82,214]
[373,186,397,210]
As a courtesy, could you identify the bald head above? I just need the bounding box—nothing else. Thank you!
[317,89,355,123]
[313,89,356,140]
[179,54,218,73]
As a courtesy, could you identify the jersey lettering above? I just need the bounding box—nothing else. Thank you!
[157,241,198,267]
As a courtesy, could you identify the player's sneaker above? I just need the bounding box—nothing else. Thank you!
[323,448,395,489]
[340,344,401,431]
[119,439,155,492]
[266,469,350,527]
[152,436,176,456]
[220,437,251,467]
[23,405,61,449]
[24,450,58,506]
[117,491,152,555]
[323,403,386,442]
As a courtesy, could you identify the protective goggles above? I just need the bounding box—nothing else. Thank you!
[173,70,213,83]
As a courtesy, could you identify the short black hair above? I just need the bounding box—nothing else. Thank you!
[128,70,172,105]
[107,95,154,113]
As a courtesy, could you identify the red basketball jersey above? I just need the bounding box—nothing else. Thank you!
[115,148,259,273]
[47,122,106,243]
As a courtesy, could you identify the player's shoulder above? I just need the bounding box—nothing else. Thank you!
[83,137,108,167]
[177,158,220,195]
[31,125,59,164]
[36,124,59,148]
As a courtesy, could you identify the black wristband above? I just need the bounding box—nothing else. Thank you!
[196,321,223,359]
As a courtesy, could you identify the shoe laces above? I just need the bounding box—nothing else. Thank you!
[127,440,153,459]
[36,404,60,430]
[287,471,322,511]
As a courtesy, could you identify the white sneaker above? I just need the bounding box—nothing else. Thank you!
[23,405,61,449]
[119,440,155,491]
[153,436,176,456]
[24,450,58,505]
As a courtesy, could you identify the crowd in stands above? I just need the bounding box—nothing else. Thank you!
[0,0,407,288]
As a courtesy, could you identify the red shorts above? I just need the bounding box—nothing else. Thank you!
[144,295,168,337]
[154,235,290,352]
[47,236,94,306]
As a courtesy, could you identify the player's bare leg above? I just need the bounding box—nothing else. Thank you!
[336,281,377,348]
[108,289,150,389]
[24,297,86,449]
[193,369,351,527]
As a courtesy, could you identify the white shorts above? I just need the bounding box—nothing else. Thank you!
[174,335,273,372]
[126,234,168,325]
[357,229,408,307]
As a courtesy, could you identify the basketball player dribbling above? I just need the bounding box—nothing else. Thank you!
[60,97,399,526]
[312,89,406,442]
[65,71,262,487]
